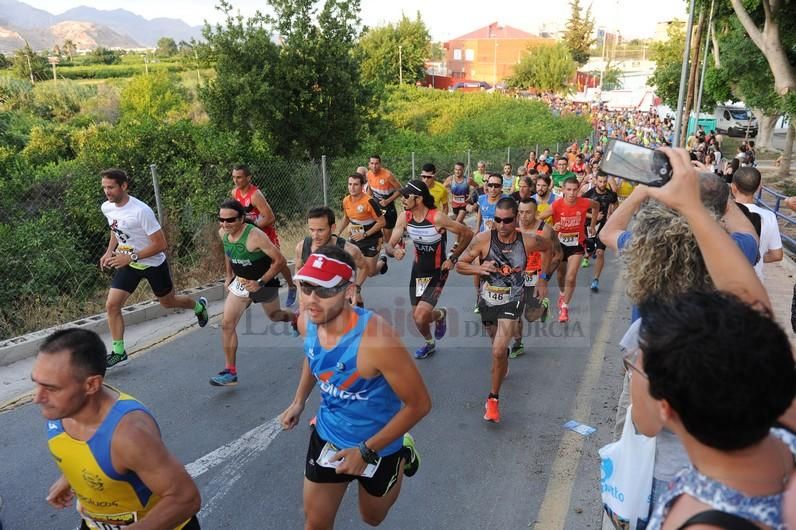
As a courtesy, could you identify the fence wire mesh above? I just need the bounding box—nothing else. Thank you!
[1,141,585,340]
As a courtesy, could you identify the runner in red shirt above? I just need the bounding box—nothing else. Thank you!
[539,177,599,323]
[231,164,298,307]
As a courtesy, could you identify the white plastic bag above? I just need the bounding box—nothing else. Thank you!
[599,405,656,530]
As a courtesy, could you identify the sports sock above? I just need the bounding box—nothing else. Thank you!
[193,301,204,314]
[112,340,125,355]
[562,303,569,309]
[425,338,435,346]
[226,365,237,375]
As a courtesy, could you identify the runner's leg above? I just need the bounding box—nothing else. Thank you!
[220,293,251,369]
[490,319,515,394]
[303,479,348,530]
[562,256,580,305]
[261,297,293,322]
[357,471,405,526]
[157,289,198,311]
[106,288,131,343]
[593,248,606,280]
[413,301,443,340]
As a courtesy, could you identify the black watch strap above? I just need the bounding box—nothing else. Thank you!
[358,441,379,464]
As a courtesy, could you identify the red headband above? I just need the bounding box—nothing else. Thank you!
[294,254,354,288]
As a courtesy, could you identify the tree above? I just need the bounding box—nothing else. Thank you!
[12,43,48,83]
[201,0,368,158]
[563,0,596,66]
[507,43,577,93]
[156,37,178,57]
[62,40,76,62]
[647,22,685,109]
[0,53,9,69]
[86,47,121,65]
[357,13,431,87]
[596,60,623,91]
[120,72,189,122]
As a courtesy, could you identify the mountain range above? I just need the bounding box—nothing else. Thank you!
[0,0,203,53]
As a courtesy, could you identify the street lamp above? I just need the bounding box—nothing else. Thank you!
[399,45,403,84]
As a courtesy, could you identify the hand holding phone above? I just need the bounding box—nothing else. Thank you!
[599,139,672,187]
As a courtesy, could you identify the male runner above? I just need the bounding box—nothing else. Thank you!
[385,180,473,359]
[339,173,388,277]
[33,329,201,529]
[551,158,576,194]
[539,177,599,323]
[501,163,515,195]
[367,155,402,247]
[99,169,208,369]
[532,174,557,225]
[466,174,507,312]
[295,206,368,307]
[472,161,488,194]
[580,174,618,290]
[231,164,297,307]
[279,246,431,529]
[456,197,552,422]
[419,163,449,214]
[211,199,296,386]
[444,162,476,224]
[510,198,562,357]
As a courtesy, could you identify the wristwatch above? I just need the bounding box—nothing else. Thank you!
[539,271,551,281]
[130,253,139,262]
[257,279,266,288]
[358,441,379,464]
[447,254,459,264]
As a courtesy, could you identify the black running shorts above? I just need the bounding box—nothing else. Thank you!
[110,260,174,298]
[409,269,448,307]
[305,428,403,498]
[382,206,397,229]
[352,233,383,258]
[250,277,280,304]
[560,242,585,262]
[81,516,200,529]
[478,298,524,326]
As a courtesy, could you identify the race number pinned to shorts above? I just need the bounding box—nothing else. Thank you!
[350,224,366,237]
[228,277,250,298]
[482,282,510,306]
[560,232,579,247]
[79,505,138,530]
[415,277,431,298]
[453,195,466,204]
[318,441,380,478]
[524,271,539,287]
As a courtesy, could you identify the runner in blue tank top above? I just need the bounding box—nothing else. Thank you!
[280,246,431,529]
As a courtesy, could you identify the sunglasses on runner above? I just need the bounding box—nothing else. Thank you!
[487,183,502,188]
[218,216,241,223]
[300,281,351,299]
[493,216,515,224]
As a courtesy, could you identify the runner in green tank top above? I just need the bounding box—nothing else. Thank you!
[211,200,296,387]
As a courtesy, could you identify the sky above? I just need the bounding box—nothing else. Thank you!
[22,0,687,41]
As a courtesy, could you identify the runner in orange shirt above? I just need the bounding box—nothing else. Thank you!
[338,173,388,277]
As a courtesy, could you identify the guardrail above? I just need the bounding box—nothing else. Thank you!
[756,185,796,252]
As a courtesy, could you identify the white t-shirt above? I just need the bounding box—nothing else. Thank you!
[101,195,166,267]
[743,203,782,279]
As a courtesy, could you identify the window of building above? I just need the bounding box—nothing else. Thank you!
[453,48,462,60]
[465,48,474,61]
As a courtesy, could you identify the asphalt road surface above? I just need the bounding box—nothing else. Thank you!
[0,241,633,530]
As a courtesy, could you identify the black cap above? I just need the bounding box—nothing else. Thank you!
[399,179,430,197]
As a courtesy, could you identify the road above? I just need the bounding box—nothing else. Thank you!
[0,243,632,530]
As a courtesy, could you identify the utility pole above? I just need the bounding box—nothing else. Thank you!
[673,0,696,148]
[398,45,403,84]
[193,47,201,84]
[26,51,34,83]
[681,9,705,144]
[694,0,715,131]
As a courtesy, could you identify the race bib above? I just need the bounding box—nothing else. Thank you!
[415,277,431,298]
[79,504,137,530]
[350,224,365,237]
[481,282,510,306]
[483,218,495,231]
[453,195,466,204]
[560,232,579,247]
[228,277,250,298]
[115,244,134,254]
[317,441,380,478]
[524,271,538,287]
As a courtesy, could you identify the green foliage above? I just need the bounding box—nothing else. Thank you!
[0,75,33,109]
[564,0,595,66]
[85,47,122,65]
[12,44,49,82]
[120,72,189,122]
[358,13,431,87]
[156,37,179,57]
[201,0,368,158]
[507,43,577,93]
[647,22,685,109]
[31,80,97,121]
[0,53,8,69]
[55,62,185,80]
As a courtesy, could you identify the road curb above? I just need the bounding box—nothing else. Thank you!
[0,280,226,368]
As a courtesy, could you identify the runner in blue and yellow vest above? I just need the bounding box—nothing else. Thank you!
[33,329,201,530]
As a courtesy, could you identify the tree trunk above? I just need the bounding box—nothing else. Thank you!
[710,19,720,68]
[752,109,777,150]
[681,10,705,145]
[777,122,795,179]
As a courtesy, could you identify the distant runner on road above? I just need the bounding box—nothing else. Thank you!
[32,329,201,530]
[99,169,208,369]
[339,173,389,277]
[280,246,431,529]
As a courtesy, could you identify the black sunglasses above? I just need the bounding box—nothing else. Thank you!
[300,281,350,299]
[218,216,241,223]
[493,216,515,224]
[487,183,502,188]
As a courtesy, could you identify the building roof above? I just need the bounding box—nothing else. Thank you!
[447,22,536,42]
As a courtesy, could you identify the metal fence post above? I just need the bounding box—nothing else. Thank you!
[411,152,416,178]
[321,155,328,207]
[149,164,164,223]
[507,147,511,164]
[536,143,539,156]
[556,142,560,154]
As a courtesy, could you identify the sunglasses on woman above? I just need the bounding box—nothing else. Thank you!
[300,281,351,299]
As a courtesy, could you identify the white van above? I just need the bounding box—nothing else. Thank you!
[714,105,758,137]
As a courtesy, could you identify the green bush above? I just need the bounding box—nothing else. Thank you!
[0,75,33,110]
[120,72,189,122]
[56,62,185,80]
[20,124,75,166]
[31,80,97,121]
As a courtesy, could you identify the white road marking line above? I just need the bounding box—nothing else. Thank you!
[533,283,622,529]
[185,416,283,518]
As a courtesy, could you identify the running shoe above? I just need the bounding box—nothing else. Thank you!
[196,296,209,327]
[509,341,524,359]
[414,343,436,359]
[473,300,480,314]
[484,397,501,423]
[590,279,600,293]
[403,433,421,477]
[285,286,298,307]
[559,305,570,323]
[378,256,388,275]
[434,308,448,340]
[210,369,238,386]
[581,257,590,268]
[105,351,128,369]
[540,297,550,323]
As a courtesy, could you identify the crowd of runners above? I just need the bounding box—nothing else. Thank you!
[16,101,796,529]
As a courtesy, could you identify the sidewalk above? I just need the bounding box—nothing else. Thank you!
[762,256,796,347]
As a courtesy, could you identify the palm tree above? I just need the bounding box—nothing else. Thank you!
[62,40,76,62]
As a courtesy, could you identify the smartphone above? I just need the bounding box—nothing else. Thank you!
[599,139,672,187]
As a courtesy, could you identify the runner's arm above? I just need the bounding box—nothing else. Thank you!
[251,191,276,230]
[251,229,286,284]
[546,228,563,274]
[337,214,350,237]
[599,185,650,251]
[384,211,407,253]
[224,256,234,287]
[365,215,386,238]
[344,243,369,288]
[435,212,473,259]
[113,412,200,530]
[537,207,553,222]
[383,173,403,206]
[293,240,305,275]
[588,199,600,234]
[280,356,316,430]
[100,231,118,269]
[455,233,489,276]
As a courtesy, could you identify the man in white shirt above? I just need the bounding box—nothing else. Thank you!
[731,167,783,279]
[100,169,209,369]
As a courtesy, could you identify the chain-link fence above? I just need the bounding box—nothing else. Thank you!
[0,141,587,340]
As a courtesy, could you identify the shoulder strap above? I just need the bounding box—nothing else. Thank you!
[301,236,313,262]
[677,510,759,530]
[335,235,347,249]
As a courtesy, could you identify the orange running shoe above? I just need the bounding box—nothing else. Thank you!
[559,305,569,323]
[484,397,501,423]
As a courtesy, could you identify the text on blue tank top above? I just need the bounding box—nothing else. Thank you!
[304,307,403,456]
[478,195,504,232]
[450,179,469,204]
